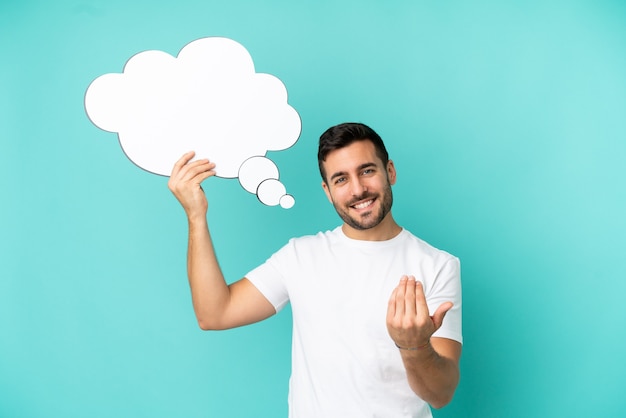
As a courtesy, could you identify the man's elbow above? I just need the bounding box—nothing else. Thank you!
[412,384,457,410]
[429,393,454,410]
[197,320,214,331]
[196,315,228,331]
[427,384,459,409]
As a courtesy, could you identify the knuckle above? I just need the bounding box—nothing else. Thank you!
[401,319,415,329]
[390,318,403,328]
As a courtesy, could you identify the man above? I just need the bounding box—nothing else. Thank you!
[168,122,462,417]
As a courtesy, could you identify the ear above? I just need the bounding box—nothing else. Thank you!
[321,181,333,204]
[386,160,397,185]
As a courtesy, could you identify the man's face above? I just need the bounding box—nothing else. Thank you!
[321,140,396,231]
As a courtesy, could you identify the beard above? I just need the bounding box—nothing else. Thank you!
[332,181,393,231]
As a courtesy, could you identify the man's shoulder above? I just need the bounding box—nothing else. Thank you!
[400,229,459,263]
[265,228,339,264]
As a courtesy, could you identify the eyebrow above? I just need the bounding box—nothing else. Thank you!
[329,162,377,182]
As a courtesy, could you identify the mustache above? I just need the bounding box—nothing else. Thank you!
[347,192,377,206]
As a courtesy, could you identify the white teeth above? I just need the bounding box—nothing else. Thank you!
[354,200,373,209]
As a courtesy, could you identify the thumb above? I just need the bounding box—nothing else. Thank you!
[431,302,453,330]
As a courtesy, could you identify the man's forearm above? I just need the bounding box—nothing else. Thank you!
[168,153,248,330]
[399,340,460,409]
[186,215,231,330]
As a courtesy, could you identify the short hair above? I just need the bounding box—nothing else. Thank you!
[318,122,389,183]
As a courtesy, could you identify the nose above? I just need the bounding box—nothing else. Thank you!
[351,178,367,197]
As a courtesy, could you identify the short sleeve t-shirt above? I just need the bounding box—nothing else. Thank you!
[247,227,462,418]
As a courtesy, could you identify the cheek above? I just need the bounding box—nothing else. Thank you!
[366,178,386,192]
[328,187,350,205]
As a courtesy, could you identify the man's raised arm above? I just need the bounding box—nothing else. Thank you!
[168,152,276,330]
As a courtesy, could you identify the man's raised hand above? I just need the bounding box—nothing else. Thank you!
[168,151,216,218]
[386,275,453,350]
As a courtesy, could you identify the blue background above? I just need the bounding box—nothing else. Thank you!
[2,1,625,417]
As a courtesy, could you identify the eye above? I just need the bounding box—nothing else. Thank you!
[361,168,375,175]
[334,176,347,185]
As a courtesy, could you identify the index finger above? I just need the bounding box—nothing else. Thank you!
[171,151,196,176]
[386,285,398,321]
[413,279,429,319]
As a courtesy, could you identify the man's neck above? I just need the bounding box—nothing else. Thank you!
[341,214,402,241]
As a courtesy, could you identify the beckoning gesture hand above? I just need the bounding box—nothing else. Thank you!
[386,275,453,350]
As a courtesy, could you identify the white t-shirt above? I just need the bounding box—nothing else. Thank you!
[246,227,462,418]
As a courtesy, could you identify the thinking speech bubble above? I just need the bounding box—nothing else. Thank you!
[85,37,301,209]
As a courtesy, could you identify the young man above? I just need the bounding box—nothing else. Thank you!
[168,122,462,417]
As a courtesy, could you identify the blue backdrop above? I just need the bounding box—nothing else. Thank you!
[2,1,625,417]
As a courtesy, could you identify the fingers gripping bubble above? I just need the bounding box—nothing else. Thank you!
[84,37,300,208]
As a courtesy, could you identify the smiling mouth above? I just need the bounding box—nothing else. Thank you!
[351,199,375,210]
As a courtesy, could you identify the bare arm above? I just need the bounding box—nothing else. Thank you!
[168,152,275,330]
[386,276,461,408]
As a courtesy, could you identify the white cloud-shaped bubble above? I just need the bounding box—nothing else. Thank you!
[258,179,285,206]
[238,156,279,194]
[84,37,300,208]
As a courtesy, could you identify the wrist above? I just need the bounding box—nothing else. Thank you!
[187,212,208,227]
[394,339,431,351]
